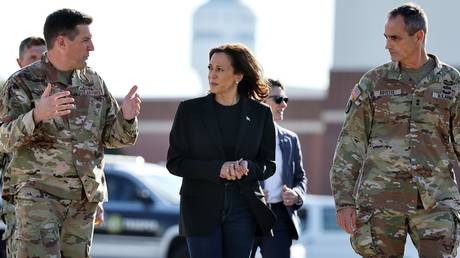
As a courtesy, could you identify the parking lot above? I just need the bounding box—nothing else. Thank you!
[0,156,426,258]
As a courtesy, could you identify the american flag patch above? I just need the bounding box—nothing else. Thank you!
[350,85,362,101]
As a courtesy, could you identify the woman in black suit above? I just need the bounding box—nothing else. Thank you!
[167,43,276,258]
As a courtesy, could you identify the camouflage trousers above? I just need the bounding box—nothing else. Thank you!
[1,200,16,258]
[14,186,98,258]
[351,207,460,258]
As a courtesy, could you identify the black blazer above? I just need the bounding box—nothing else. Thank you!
[167,94,276,237]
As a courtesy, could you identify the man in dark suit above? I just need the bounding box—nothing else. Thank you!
[252,78,307,258]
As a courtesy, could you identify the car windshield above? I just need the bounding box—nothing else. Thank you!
[137,164,181,205]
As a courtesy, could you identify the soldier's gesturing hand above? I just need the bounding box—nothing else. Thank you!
[121,85,141,120]
[336,207,356,234]
[33,83,75,124]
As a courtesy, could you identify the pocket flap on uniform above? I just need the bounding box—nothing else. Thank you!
[350,211,378,257]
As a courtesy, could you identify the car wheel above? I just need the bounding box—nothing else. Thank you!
[170,243,189,258]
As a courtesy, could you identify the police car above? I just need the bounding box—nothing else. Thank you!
[91,155,189,258]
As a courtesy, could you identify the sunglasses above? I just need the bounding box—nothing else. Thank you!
[269,95,289,104]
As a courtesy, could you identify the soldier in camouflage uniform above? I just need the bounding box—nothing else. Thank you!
[0,9,140,257]
[330,3,460,258]
[0,36,46,258]
[15,37,47,69]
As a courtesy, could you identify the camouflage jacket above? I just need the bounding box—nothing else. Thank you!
[0,54,138,202]
[330,54,460,213]
[0,153,11,199]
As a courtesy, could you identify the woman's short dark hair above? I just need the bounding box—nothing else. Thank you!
[388,3,427,35]
[44,8,92,49]
[209,43,269,101]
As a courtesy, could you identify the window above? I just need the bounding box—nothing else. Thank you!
[322,207,341,231]
[106,173,140,202]
[298,207,309,232]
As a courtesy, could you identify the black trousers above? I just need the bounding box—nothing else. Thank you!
[251,202,293,258]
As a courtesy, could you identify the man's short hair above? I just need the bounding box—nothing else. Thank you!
[388,2,427,35]
[44,8,92,49]
[267,78,284,90]
[19,37,45,58]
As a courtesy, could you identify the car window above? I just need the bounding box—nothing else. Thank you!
[106,173,141,202]
[298,207,308,232]
[141,174,180,205]
[322,207,341,231]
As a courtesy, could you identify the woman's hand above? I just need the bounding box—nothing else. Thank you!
[235,159,248,177]
[219,159,248,180]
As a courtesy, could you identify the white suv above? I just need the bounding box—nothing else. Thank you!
[298,195,419,258]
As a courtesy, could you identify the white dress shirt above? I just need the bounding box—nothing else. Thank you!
[264,126,283,203]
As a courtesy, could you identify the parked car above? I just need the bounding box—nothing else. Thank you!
[93,154,304,258]
[91,155,189,258]
[298,194,419,258]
